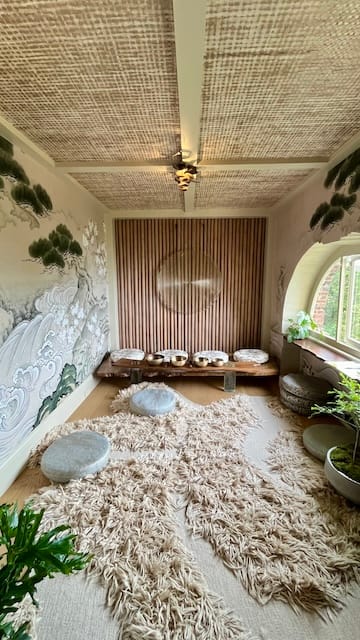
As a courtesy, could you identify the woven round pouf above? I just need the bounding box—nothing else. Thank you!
[303,423,355,461]
[41,431,110,483]
[279,373,332,416]
[130,387,176,416]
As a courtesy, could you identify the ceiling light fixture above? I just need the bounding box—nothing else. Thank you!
[173,151,197,192]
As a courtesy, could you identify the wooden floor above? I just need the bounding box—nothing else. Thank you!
[1,376,279,507]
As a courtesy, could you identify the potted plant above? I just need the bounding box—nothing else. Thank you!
[286,310,317,343]
[0,502,91,639]
[311,372,360,504]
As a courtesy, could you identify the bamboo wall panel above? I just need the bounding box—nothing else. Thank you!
[114,218,266,353]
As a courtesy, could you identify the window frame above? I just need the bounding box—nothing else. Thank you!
[308,249,360,360]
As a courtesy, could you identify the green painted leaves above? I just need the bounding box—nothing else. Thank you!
[310,148,360,231]
[28,224,83,270]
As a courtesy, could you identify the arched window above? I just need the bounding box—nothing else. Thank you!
[310,254,360,357]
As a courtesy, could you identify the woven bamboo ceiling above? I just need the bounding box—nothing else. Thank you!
[1,0,360,213]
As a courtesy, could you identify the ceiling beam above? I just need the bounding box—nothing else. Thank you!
[173,0,207,168]
[55,160,170,174]
[56,156,327,174]
[173,0,207,212]
[199,158,328,171]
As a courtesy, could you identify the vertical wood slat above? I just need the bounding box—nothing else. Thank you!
[115,218,266,353]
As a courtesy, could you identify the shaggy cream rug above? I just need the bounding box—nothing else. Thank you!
[26,383,360,639]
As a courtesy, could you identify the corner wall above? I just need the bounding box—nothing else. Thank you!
[270,170,360,359]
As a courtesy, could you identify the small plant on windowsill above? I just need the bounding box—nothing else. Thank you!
[285,311,317,343]
[0,502,91,640]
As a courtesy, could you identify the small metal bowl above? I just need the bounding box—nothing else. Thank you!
[212,357,226,367]
[193,356,209,368]
[170,354,188,367]
[146,353,165,366]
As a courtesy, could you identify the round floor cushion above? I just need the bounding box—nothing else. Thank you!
[233,349,269,364]
[303,423,355,461]
[280,373,332,416]
[130,387,176,416]
[41,431,110,483]
[280,373,331,400]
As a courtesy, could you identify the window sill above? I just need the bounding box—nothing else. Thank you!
[290,338,360,380]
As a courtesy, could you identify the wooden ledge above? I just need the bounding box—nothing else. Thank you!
[96,356,279,379]
[289,338,360,380]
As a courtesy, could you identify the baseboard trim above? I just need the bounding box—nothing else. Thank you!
[0,374,100,497]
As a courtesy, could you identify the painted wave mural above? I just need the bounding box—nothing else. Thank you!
[0,159,109,463]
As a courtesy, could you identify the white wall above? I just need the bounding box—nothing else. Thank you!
[270,169,360,359]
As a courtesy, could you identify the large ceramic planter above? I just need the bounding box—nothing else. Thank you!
[324,446,360,505]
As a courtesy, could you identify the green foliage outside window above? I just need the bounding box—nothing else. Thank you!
[312,256,360,349]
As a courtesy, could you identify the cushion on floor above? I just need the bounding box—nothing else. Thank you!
[41,431,110,483]
[279,373,332,416]
[129,387,176,416]
[303,423,356,461]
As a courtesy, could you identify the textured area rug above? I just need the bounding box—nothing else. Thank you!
[27,383,360,638]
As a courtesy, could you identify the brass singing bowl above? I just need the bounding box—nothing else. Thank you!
[212,358,226,367]
[170,355,188,367]
[146,353,165,366]
[193,356,209,368]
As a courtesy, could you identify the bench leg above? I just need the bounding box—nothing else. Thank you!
[130,369,142,384]
[224,371,236,392]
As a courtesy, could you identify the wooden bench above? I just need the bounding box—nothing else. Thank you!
[95,355,279,392]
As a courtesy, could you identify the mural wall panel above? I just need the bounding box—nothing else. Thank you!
[115,218,266,353]
[0,136,109,466]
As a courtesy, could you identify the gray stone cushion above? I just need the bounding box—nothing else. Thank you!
[280,373,332,401]
[303,423,355,461]
[41,431,110,483]
[130,388,176,416]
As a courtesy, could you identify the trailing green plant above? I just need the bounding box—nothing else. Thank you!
[310,148,360,231]
[312,372,360,470]
[0,503,91,640]
[286,310,316,343]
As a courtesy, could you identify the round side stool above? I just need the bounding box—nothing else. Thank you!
[41,431,110,483]
[303,423,355,461]
[130,387,176,416]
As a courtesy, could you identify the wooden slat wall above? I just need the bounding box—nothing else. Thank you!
[114,218,266,353]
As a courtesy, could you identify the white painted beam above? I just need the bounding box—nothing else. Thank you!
[56,160,170,174]
[173,0,207,167]
[107,207,269,219]
[199,158,328,171]
[57,157,327,174]
[183,187,195,213]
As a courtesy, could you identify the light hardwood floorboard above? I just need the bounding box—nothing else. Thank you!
[1,377,279,507]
